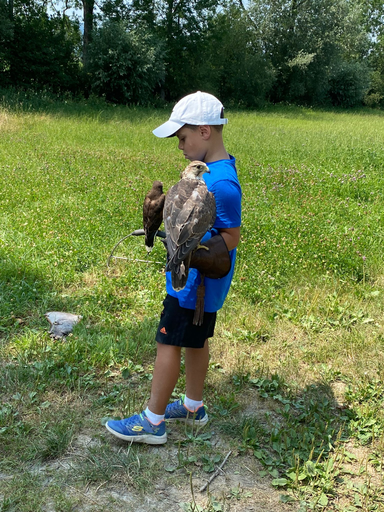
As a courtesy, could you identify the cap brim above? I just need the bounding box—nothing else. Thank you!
[152,119,184,138]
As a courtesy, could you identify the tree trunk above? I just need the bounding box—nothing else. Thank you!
[82,0,94,69]
[290,0,307,33]
[166,0,175,42]
[8,0,13,20]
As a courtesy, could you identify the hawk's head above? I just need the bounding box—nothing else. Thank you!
[152,180,164,193]
[181,161,210,180]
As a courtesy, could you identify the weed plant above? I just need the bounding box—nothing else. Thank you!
[1,98,384,510]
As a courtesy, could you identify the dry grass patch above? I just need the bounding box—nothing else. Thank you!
[0,111,20,131]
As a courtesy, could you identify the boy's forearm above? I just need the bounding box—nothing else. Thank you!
[218,227,240,251]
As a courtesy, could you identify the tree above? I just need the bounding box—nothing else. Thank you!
[100,0,157,28]
[155,0,220,100]
[87,20,165,103]
[0,0,14,85]
[359,0,384,39]
[358,0,384,107]
[199,6,275,106]
[52,0,96,69]
[8,0,81,92]
[248,0,370,106]
[82,0,94,68]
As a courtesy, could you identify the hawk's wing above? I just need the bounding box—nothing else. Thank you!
[143,181,165,252]
[164,179,216,290]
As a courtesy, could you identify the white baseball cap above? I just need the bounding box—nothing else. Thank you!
[152,91,228,138]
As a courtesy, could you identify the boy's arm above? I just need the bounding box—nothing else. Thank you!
[189,226,240,280]
[219,227,240,251]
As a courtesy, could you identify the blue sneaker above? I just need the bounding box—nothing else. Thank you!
[106,412,167,444]
[165,398,208,426]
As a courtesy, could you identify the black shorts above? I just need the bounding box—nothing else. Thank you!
[155,295,216,349]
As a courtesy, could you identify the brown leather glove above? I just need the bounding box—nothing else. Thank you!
[190,234,231,279]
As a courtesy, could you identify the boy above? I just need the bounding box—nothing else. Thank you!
[106,91,242,444]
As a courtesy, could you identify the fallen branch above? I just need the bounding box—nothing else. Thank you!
[199,450,232,492]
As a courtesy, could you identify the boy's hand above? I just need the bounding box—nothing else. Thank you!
[190,235,230,279]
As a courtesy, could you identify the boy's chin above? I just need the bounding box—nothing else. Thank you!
[184,154,202,162]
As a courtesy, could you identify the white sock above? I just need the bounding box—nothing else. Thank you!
[184,396,203,412]
[145,407,165,425]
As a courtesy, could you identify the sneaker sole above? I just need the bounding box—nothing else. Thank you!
[166,414,209,426]
[105,423,167,445]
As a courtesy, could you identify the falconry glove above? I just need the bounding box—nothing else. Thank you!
[190,234,231,279]
[190,234,231,327]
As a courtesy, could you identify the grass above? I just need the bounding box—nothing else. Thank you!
[1,94,384,510]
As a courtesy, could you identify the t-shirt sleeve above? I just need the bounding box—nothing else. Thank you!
[210,179,242,229]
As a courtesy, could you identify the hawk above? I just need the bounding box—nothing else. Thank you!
[164,161,216,291]
[143,180,166,252]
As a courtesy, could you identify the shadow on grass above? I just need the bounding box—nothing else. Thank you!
[0,250,56,333]
[218,368,383,505]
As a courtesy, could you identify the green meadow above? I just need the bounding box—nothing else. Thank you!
[1,99,384,511]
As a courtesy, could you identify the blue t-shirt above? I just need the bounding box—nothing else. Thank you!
[165,155,242,312]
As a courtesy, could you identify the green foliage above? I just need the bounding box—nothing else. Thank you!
[345,379,384,445]
[0,0,382,108]
[329,61,370,107]
[88,20,165,104]
[0,0,13,86]
[201,8,275,107]
[155,0,219,100]
[7,0,81,92]
[239,377,354,507]
[249,0,370,106]
[359,0,384,39]
[365,35,384,107]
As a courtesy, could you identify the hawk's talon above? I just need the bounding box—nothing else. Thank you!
[196,244,209,252]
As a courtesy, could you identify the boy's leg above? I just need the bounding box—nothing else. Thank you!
[105,342,180,444]
[148,343,181,415]
[164,340,209,425]
[185,339,209,401]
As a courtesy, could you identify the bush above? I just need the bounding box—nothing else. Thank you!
[364,92,383,108]
[328,61,370,108]
[87,21,165,105]
[364,66,384,108]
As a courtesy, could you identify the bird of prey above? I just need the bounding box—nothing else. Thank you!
[143,180,166,252]
[164,161,216,291]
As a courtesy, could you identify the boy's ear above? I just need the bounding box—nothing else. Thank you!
[199,125,211,140]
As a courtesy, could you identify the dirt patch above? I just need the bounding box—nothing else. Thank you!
[26,422,298,512]
[61,453,295,512]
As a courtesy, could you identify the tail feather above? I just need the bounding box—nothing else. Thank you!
[145,230,157,252]
[169,254,192,291]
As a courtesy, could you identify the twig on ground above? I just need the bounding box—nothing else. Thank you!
[95,481,108,493]
[199,450,232,492]
[67,486,99,506]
